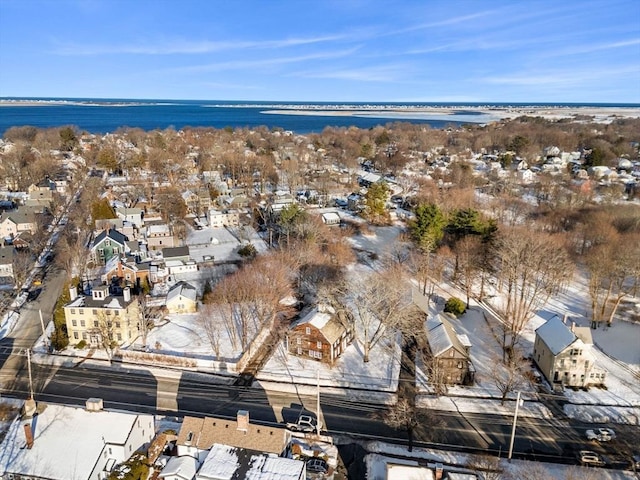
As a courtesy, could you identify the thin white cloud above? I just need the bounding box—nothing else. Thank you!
[51,34,347,56]
[483,65,640,86]
[161,47,362,74]
[544,38,640,57]
[293,64,407,82]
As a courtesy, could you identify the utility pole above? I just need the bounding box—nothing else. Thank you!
[39,309,48,352]
[508,391,522,461]
[26,349,34,400]
[316,369,321,436]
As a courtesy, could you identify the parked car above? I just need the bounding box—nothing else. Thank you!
[286,415,319,433]
[586,428,616,442]
[306,458,329,474]
[578,450,606,467]
[27,288,42,302]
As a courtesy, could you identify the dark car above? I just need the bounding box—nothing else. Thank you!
[306,458,328,474]
[27,288,42,302]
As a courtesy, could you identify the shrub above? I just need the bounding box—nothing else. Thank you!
[238,243,257,258]
[444,297,466,316]
[75,340,87,349]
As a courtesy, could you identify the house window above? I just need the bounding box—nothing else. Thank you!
[74,332,79,339]
[297,347,302,355]
[114,310,120,316]
[106,310,111,315]
[79,309,84,314]
[72,319,77,327]
[70,309,76,314]
[317,341,322,349]
[93,309,98,315]
[80,320,85,327]
[296,337,301,345]
[305,327,311,335]
[115,321,121,328]
[82,333,87,340]
[94,320,99,327]
[450,350,454,357]
[117,333,122,341]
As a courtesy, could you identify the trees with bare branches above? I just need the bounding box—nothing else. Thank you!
[493,227,572,361]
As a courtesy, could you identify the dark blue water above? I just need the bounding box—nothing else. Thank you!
[0,98,638,135]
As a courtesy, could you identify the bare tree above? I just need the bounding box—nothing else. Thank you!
[372,398,443,452]
[465,455,502,480]
[90,310,119,364]
[586,236,639,328]
[137,295,155,347]
[486,354,530,405]
[493,227,572,361]
[11,250,34,289]
[198,304,223,358]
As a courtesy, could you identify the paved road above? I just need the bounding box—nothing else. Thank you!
[1,265,637,469]
[1,354,636,467]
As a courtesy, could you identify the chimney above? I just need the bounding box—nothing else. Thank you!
[123,287,131,303]
[571,321,576,333]
[236,410,249,432]
[434,463,443,480]
[69,285,78,301]
[24,423,34,449]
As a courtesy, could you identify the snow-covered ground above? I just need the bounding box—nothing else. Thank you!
[364,440,639,480]
[185,224,268,264]
[258,333,402,392]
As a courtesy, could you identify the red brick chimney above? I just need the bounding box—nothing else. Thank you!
[434,463,443,480]
[24,423,34,449]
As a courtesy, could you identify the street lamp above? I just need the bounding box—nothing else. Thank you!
[508,391,523,461]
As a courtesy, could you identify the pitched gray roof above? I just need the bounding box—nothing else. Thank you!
[535,316,577,355]
[426,313,470,358]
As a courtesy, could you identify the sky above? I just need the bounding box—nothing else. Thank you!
[0,0,639,103]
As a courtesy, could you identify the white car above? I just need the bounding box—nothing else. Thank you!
[578,450,606,466]
[586,428,616,442]
[286,415,319,433]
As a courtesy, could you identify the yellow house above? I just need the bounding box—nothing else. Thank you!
[64,285,141,346]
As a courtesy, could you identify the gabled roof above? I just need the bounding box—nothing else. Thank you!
[158,455,198,480]
[91,228,128,249]
[162,246,190,259]
[166,281,197,304]
[0,246,15,265]
[198,443,305,480]
[425,313,470,358]
[0,208,36,226]
[534,316,578,355]
[293,305,346,344]
[176,415,288,455]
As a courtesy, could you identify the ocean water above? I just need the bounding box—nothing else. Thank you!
[0,98,637,135]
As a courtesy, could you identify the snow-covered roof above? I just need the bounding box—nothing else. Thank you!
[198,443,304,480]
[166,281,197,304]
[0,403,152,480]
[535,316,577,355]
[425,314,470,358]
[293,305,346,344]
[387,464,434,480]
[158,455,199,480]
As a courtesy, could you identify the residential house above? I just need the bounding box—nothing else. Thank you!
[26,178,55,208]
[158,456,199,480]
[0,207,37,239]
[0,400,154,480]
[286,304,352,365]
[176,411,291,463]
[115,207,144,228]
[166,281,198,314]
[102,256,150,290]
[64,285,141,347]
[193,443,305,480]
[533,316,606,388]
[321,211,341,225]
[146,224,176,250]
[0,246,15,284]
[424,313,474,386]
[162,246,197,277]
[207,208,240,228]
[162,246,191,263]
[90,228,129,265]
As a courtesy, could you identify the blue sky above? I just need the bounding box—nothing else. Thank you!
[0,0,639,102]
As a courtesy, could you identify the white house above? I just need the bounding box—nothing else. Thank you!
[533,316,606,388]
[0,399,154,480]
